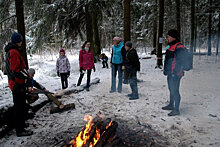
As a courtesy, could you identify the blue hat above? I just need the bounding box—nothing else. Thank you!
[125,41,132,48]
[11,32,23,44]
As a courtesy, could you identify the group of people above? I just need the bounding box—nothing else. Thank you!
[4,29,186,137]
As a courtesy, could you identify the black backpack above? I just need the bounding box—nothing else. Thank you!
[176,44,192,71]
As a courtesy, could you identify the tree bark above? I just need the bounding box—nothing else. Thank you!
[85,2,95,54]
[92,10,101,56]
[190,0,195,69]
[157,0,164,68]
[176,0,181,40]
[208,0,212,56]
[123,0,131,43]
[152,0,157,52]
[15,0,28,68]
[217,12,220,56]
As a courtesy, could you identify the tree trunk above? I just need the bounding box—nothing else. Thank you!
[208,0,212,56]
[15,0,28,68]
[176,0,181,40]
[190,0,195,69]
[92,10,101,56]
[157,0,164,68]
[123,0,131,43]
[152,1,157,52]
[217,12,220,56]
[85,2,95,54]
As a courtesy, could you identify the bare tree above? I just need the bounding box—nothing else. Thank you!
[190,0,195,69]
[176,0,181,39]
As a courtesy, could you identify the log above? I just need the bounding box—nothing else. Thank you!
[55,78,100,97]
[95,121,118,147]
[50,103,75,114]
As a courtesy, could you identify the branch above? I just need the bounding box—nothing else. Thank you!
[0,15,16,25]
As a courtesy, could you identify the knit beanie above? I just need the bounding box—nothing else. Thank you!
[125,41,132,48]
[28,68,35,74]
[11,32,23,44]
[59,49,65,54]
[168,29,180,40]
[113,37,121,43]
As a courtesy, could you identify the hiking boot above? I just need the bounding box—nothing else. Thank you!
[129,96,139,100]
[162,105,174,110]
[109,90,116,93]
[168,110,180,116]
[16,129,33,137]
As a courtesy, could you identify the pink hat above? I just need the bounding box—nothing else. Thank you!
[59,49,65,53]
[113,37,121,43]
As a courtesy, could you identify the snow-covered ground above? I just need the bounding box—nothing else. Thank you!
[0,50,220,146]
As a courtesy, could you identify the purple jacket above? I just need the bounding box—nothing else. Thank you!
[56,55,70,73]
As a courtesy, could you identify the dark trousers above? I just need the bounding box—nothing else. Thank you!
[60,73,68,89]
[129,72,138,98]
[167,75,182,111]
[102,61,108,68]
[77,69,92,88]
[12,84,26,133]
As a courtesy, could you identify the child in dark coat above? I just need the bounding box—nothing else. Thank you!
[100,53,109,68]
[124,41,140,100]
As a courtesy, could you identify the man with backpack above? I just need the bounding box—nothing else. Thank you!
[162,29,186,116]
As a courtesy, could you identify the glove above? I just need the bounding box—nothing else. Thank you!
[93,66,96,72]
[80,67,84,74]
[122,66,125,70]
[67,71,70,77]
[57,72,60,77]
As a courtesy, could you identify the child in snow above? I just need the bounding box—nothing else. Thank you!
[99,53,108,68]
[124,41,140,100]
[56,49,70,89]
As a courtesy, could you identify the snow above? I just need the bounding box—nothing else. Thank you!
[0,50,220,146]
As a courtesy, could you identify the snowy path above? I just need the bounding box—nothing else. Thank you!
[0,54,220,146]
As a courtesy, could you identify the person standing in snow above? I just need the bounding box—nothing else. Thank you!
[4,32,33,137]
[56,49,70,89]
[162,29,185,116]
[110,37,126,93]
[77,41,95,91]
[124,41,140,100]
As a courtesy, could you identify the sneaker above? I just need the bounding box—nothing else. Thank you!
[162,105,174,110]
[16,129,33,137]
[168,110,180,116]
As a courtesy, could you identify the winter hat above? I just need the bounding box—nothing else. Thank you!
[59,49,65,54]
[28,68,35,75]
[125,41,132,48]
[11,32,23,44]
[168,29,180,40]
[113,37,121,43]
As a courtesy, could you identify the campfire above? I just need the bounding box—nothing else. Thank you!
[66,115,120,147]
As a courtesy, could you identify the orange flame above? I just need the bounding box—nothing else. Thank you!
[69,115,109,147]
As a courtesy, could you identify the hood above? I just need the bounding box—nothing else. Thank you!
[4,42,20,52]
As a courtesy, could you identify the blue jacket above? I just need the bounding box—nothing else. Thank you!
[111,42,126,64]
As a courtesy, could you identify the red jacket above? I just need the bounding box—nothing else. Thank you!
[79,49,94,70]
[5,43,27,90]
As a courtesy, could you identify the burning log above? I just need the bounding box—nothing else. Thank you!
[65,115,120,147]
